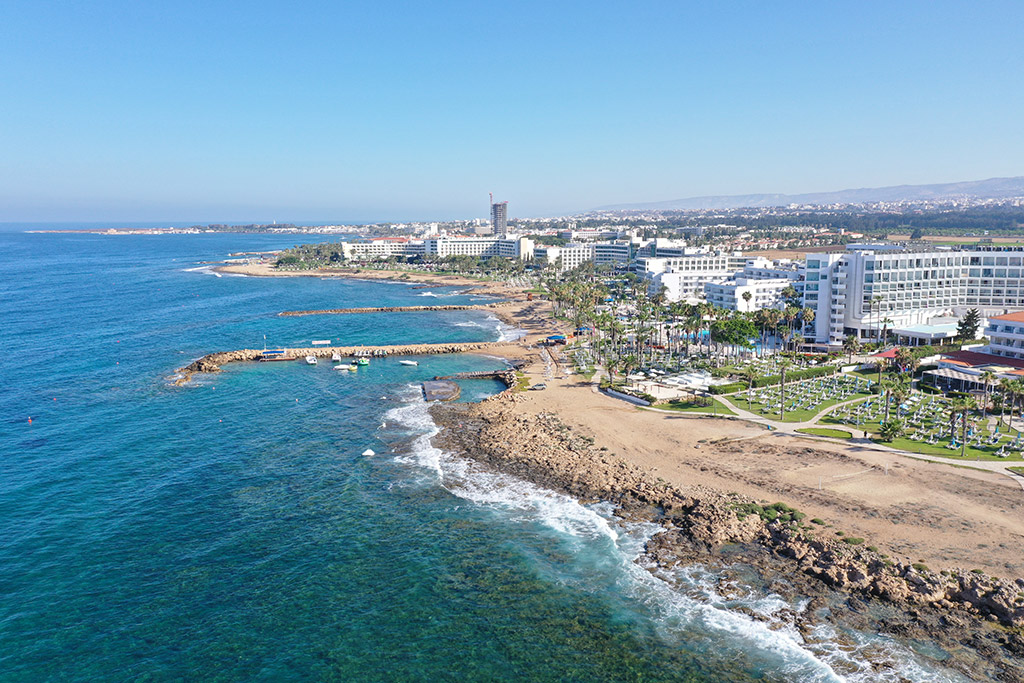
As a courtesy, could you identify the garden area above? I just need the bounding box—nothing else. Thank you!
[729,374,876,423]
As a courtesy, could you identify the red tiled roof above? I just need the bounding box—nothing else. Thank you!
[872,348,900,359]
[941,350,1024,369]
[989,311,1024,323]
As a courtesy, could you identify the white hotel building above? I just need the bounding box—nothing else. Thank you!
[342,236,534,261]
[803,244,1024,346]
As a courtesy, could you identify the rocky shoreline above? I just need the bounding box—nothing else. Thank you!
[430,396,1024,681]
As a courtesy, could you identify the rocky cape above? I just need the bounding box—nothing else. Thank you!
[431,395,1024,681]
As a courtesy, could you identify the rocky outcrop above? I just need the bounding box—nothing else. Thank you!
[430,399,1024,680]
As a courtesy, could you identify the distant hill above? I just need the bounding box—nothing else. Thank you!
[596,176,1024,211]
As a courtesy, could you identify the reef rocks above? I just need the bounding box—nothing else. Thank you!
[430,399,1024,680]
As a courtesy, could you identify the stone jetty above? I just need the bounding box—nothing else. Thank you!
[433,369,518,388]
[422,380,461,401]
[173,341,519,385]
[277,303,512,317]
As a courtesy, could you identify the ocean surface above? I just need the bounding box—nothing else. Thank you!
[0,232,966,682]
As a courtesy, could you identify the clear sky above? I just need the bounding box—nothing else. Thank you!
[2,1,1022,223]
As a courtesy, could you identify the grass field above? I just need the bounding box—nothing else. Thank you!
[796,427,854,439]
[658,399,737,416]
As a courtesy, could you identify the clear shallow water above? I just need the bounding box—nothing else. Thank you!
[0,233,964,681]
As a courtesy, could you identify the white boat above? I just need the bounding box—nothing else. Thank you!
[331,352,342,362]
[399,360,418,366]
[305,355,317,365]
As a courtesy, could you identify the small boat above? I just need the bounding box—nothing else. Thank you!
[305,355,317,365]
[399,360,418,366]
[333,364,349,371]
[331,352,342,362]
[362,449,375,456]
[346,363,358,371]
[357,357,370,366]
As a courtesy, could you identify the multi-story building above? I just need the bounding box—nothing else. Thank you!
[637,250,747,303]
[984,311,1024,360]
[803,244,1024,346]
[490,201,508,237]
[593,241,632,268]
[534,243,595,272]
[341,237,426,260]
[704,277,796,312]
[424,235,534,260]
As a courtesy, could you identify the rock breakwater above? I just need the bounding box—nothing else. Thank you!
[278,303,513,317]
[173,341,518,385]
[431,399,1024,680]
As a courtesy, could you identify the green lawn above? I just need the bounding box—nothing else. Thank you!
[730,389,873,423]
[818,403,1024,461]
[1009,466,1024,475]
[658,399,736,416]
[796,427,854,439]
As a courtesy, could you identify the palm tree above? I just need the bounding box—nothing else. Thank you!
[949,396,978,458]
[998,377,1016,430]
[843,334,861,364]
[740,366,758,410]
[979,371,996,418]
[880,316,893,345]
[778,359,792,420]
[800,307,816,336]
[790,332,805,353]
[741,290,753,311]
[871,295,884,344]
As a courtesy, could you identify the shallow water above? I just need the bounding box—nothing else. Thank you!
[0,232,967,681]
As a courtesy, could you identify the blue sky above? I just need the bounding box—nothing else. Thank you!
[1,1,1022,223]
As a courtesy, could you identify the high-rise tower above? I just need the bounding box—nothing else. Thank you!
[490,194,508,238]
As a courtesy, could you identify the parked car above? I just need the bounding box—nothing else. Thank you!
[531,383,547,391]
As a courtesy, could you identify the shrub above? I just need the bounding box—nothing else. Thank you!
[709,382,746,395]
[912,563,930,573]
[878,418,906,443]
[843,537,865,545]
[811,518,825,525]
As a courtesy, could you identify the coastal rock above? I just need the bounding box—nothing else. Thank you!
[429,397,1024,680]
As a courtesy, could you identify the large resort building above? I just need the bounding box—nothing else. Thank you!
[802,244,1024,347]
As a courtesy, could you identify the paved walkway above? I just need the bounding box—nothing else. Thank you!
[712,393,1024,488]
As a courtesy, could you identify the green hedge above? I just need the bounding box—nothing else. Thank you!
[709,382,747,395]
[712,365,838,394]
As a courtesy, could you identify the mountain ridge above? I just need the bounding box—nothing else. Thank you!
[595,176,1024,211]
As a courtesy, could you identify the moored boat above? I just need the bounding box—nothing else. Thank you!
[331,352,342,362]
[357,357,370,366]
[305,355,317,365]
[399,360,418,366]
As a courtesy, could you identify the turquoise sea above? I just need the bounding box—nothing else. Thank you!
[0,232,965,681]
